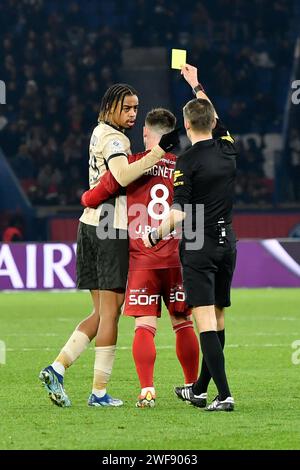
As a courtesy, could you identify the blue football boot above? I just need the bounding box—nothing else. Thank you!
[39,365,71,407]
[88,393,123,407]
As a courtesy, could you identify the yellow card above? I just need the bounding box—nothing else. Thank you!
[171,49,187,69]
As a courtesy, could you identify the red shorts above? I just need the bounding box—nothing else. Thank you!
[124,268,190,317]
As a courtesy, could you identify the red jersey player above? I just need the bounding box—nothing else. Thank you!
[81,108,199,407]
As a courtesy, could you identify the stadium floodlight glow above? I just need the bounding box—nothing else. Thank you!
[0,80,6,104]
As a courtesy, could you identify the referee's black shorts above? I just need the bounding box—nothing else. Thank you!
[180,226,237,308]
[76,221,129,291]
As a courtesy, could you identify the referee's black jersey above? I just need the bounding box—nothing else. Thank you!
[173,119,237,229]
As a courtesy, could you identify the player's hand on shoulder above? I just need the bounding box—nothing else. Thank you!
[158,128,180,152]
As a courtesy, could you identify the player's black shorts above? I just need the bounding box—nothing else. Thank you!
[180,226,237,308]
[76,222,129,291]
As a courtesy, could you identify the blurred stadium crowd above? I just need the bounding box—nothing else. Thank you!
[0,0,299,207]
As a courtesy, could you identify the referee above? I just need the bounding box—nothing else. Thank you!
[144,64,237,412]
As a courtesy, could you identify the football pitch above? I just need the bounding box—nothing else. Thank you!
[0,289,299,450]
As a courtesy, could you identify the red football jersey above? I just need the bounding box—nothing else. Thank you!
[81,150,180,270]
[126,151,180,271]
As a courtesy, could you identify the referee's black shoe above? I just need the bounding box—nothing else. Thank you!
[174,385,207,408]
[205,396,234,412]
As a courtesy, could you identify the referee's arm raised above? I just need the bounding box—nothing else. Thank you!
[181,63,235,143]
[181,63,218,118]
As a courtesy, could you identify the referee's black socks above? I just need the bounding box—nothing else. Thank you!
[197,330,230,401]
[193,329,225,395]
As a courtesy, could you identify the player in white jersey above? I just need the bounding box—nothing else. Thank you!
[39,84,179,407]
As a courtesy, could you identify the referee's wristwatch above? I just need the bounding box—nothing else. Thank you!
[193,83,205,95]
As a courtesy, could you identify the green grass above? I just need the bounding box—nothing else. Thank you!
[0,289,300,450]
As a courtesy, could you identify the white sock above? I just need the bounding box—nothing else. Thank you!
[92,388,107,398]
[52,361,65,377]
[92,345,116,393]
[52,331,90,375]
[61,330,90,364]
[141,387,155,396]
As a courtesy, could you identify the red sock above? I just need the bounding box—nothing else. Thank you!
[173,321,199,384]
[132,325,156,389]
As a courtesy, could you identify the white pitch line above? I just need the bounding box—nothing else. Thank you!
[251,332,300,336]
[279,317,298,321]
[5,343,290,352]
[3,332,298,338]
[3,333,59,337]
[4,328,300,336]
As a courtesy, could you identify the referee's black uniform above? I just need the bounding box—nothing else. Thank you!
[173,118,237,410]
[173,119,237,308]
